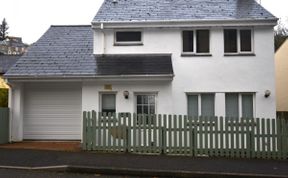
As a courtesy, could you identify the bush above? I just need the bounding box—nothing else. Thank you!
[0,89,8,107]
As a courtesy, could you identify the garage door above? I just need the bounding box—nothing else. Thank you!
[23,83,82,140]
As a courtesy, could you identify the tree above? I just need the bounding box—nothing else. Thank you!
[274,18,288,51]
[0,18,9,41]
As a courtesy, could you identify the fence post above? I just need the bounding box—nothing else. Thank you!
[82,111,87,150]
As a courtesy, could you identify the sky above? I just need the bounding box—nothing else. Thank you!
[0,0,287,44]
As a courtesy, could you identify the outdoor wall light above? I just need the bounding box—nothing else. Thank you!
[123,91,129,99]
[264,90,271,98]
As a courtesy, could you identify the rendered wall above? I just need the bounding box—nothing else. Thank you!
[91,26,276,118]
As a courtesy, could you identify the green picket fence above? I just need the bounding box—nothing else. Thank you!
[0,107,9,144]
[82,111,288,159]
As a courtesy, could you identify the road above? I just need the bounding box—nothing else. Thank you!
[0,169,154,178]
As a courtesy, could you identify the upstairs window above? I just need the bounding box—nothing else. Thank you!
[224,29,253,54]
[115,31,142,45]
[182,30,210,54]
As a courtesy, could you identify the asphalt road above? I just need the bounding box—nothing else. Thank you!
[0,169,153,178]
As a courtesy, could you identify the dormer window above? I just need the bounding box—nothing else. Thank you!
[114,31,143,46]
[224,29,253,55]
[182,30,210,56]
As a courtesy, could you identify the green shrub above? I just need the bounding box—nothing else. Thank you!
[0,89,8,107]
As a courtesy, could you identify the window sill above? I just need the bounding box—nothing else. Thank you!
[224,53,255,57]
[114,42,143,46]
[181,53,212,57]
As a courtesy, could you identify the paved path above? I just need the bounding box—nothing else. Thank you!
[0,148,288,177]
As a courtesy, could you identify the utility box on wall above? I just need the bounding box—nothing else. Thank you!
[0,107,9,144]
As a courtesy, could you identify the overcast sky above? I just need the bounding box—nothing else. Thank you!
[1,0,287,44]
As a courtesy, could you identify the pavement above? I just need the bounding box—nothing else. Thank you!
[0,147,288,178]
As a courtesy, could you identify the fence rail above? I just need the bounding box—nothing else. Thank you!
[82,111,288,159]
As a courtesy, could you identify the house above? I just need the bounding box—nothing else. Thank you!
[275,39,288,116]
[0,36,29,55]
[0,55,21,88]
[5,0,277,141]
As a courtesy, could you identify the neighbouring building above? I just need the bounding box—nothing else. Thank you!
[0,36,29,55]
[0,55,21,88]
[5,0,277,141]
[275,39,288,115]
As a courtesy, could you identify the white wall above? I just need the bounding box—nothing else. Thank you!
[93,25,276,118]
[9,83,24,141]
[82,81,173,114]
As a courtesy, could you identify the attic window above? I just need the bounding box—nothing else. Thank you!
[115,31,143,46]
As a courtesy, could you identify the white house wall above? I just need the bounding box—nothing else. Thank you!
[93,26,276,118]
[82,81,173,114]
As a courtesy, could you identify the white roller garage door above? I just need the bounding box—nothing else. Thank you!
[23,83,82,140]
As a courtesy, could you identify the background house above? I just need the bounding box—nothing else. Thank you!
[275,39,288,117]
[0,37,29,55]
[5,0,277,141]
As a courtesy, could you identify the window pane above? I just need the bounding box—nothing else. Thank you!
[197,30,210,53]
[225,93,239,118]
[224,29,237,53]
[148,95,155,105]
[201,94,215,117]
[102,94,116,113]
[240,30,252,52]
[116,31,141,42]
[242,94,253,118]
[137,95,142,104]
[136,95,156,115]
[183,31,194,52]
[187,95,198,117]
[149,106,155,114]
[137,106,143,114]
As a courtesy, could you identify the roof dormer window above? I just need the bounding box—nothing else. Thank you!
[114,31,143,46]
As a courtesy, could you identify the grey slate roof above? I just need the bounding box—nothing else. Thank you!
[0,55,21,74]
[5,26,173,78]
[93,0,276,22]
[95,54,173,75]
[5,25,96,78]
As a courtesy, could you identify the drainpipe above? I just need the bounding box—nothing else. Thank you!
[100,23,106,54]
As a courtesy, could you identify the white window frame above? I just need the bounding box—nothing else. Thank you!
[186,93,215,117]
[134,92,158,115]
[182,29,211,56]
[224,28,254,55]
[99,92,117,114]
[114,30,143,46]
[225,93,255,118]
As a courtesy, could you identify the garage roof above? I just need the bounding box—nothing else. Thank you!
[4,26,173,79]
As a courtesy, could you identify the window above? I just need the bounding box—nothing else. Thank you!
[182,30,210,54]
[101,93,116,114]
[136,94,156,124]
[136,94,156,115]
[224,29,252,54]
[187,94,215,117]
[115,31,142,45]
[225,93,254,119]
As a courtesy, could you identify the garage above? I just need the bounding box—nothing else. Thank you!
[23,83,82,140]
